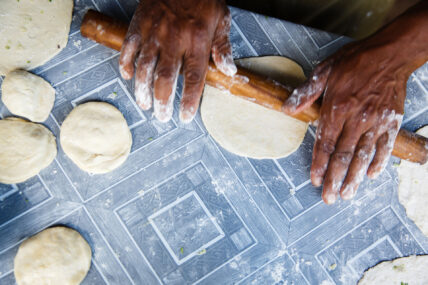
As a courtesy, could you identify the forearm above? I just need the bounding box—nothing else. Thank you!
[362,1,428,78]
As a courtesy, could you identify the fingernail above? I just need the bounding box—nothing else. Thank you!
[324,192,337,205]
[179,105,196,124]
[154,98,173,123]
[219,54,237,77]
[341,185,355,200]
[119,65,132,80]
[312,176,322,187]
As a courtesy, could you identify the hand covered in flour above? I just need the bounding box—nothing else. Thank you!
[119,0,237,123]
[283,2,428,204]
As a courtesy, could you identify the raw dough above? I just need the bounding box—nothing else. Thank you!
[2,70,55,122]
[397,125,428,237]
[60,102,132,174]
[14,226,92,285]
[0,118,57,184]
[358,255,428,284]
[201,56,308,159]
[0,0,73,75]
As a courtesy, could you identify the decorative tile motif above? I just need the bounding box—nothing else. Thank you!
[0,1,427,284]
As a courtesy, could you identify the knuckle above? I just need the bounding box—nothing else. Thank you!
[191,23,210,42]
[124,34,140,45]
[357,145,372,160]
[155,66,176,80]
[332,151,353,164]
[317,140,336,155]
[184,69,204,85]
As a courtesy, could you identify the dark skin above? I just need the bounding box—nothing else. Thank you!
[120,1,428,204]
[283,2,428,204]
[119,0,236,123]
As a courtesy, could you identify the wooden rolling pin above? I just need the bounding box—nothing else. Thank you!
[81,10,428,164]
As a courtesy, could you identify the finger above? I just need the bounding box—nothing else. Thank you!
[211,9,237,77]
[367,123,400,178]
[180,48,210,123]
[282,59,332,115]
[322,123,362,204]
[134,42,158,110]
[340,130,376,200]
[153,52,182,122]
[119,34,141,80]
[311,117,345,188]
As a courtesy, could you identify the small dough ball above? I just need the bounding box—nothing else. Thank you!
[14,226,92,285]
[201,56,308,159]
[60,102,132,174]
[0,0,73,75]
[358,255,428,284]
[397,125,428,237]
[0,118,57,184]
[2,70,56,122]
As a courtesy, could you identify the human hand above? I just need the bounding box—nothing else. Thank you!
[119,0,237,123]
[282,41,409,204]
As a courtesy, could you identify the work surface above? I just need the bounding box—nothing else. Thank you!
[1,1,428,284]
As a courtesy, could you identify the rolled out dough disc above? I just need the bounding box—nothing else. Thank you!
[0,0,73,75]
[397,125,428,237]
[201,56,308,159]
[358,255,428,284]
[0,118,57,184]
[1,70,55,122]
[14,226,92,285]
[60,102,132,174]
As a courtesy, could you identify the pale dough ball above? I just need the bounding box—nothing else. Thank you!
[358,255,428,284]
[0,118,57,184]
[60,102,132,174]
[2,70,55,122]
[0,0,73,75]
[14,227,92,285]
[201,56,308,159]
[397,125,428,237]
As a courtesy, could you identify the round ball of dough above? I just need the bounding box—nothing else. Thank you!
[14,227,92,285]
[0,118,57,184]
[201,56,308,159]
[397,125,428,237]
[2,70,56,122]
[0,0,73,75]
[60,102,132,174]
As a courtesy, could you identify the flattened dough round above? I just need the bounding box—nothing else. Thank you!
[397,125,428,237]
[358,255,428,284]
[14,226,92,285]
[2,70,55,122]
[60,102,132,174]
[201,56,308,159]
[0,118,57,184]
[0,0,73,75]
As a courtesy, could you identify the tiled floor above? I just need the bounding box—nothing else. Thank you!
[0,1,427,284]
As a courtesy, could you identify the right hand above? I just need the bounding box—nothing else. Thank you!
[119,0,237,123]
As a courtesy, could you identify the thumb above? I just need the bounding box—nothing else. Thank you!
[282,60,332,115]
[211,9,237,77]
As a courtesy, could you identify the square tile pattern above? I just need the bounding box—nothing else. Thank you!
[0,0,427,284]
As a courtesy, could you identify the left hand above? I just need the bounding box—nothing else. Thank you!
[282,41,407,204]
